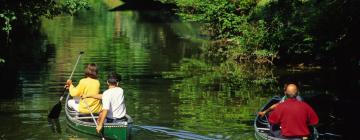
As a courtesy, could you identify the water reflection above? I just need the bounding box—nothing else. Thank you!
[0,1,351,140]
[164,57,348,139]
[0,1,206,139]
[48,119,62,134]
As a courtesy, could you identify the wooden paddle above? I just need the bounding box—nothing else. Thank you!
[48,52,84,119]
[82,99,106,140]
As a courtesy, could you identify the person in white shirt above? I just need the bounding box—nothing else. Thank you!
[84,72,127,133]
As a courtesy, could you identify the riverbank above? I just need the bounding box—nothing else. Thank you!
[160,0,360,69]
[0,0,357,139]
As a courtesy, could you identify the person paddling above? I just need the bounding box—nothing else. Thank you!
[258,83,302,117]
[268,84,319,139]
[65,63,102,114]
[84,72,127,133]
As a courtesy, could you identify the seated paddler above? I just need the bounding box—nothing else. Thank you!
[65,63,102,114]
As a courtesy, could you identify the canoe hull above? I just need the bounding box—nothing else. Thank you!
[66,116,130,139]
[65,95,132,140]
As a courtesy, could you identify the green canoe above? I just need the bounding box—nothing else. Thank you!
[254,96,319,140]
[65,95,133,140]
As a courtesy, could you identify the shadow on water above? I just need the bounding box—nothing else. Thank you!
[277,69,359,139]
[0,31,56,99]
[108,0,179,23]
[109,0,176,11]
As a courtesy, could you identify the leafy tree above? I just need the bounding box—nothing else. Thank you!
[162,0,360,67]
[162,0,360,98]
[0,0,89,42]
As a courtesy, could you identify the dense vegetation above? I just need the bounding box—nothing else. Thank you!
[161,0,360,93]
[0,0,89,42]
[162,0,359,67]
[2,0,359,90]
[0,0,89,62]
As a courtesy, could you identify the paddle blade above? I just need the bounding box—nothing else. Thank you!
[48,118,62,133]
[48,101,62,119]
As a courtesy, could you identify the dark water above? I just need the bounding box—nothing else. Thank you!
[0,1,356,140]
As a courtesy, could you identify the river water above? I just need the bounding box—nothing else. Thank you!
[0,1,355,140]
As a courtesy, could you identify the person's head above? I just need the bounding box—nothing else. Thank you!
[285,84,298,98]
[84,63,98,79]
[107,72,121,87]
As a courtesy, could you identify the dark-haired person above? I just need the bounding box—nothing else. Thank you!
[268,84,318,139]
[65,63,102,114]
[84,72,127,133]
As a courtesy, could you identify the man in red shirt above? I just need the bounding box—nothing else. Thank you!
[269,84,319,139]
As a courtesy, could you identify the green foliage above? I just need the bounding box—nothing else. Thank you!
[172,0,279,64]
[0,11,16,35]
[174,0,255,39]
[0,58,4,63]
[162,0,359,98]
[162,0,281,94]
[167,0,360,66]
[0,0,90,40]
[61,0,90,15]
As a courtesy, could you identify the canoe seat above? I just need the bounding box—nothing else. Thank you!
[71,112,99,117]
[72,113,99,121]
[75,116,99,120]
[67,107,99,118]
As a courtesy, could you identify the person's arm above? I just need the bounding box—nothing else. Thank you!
[68,79,85,97]
[258,103,279,117]
[306,103,319,126]
[83,94,102,99]
[268,105,281,125]
[96,109,108,133]
[96,92,110,133]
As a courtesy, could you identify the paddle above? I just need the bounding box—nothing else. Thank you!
[82,99,106,140]
[48,51,84,119]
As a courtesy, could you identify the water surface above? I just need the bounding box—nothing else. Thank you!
[0,1,351,140]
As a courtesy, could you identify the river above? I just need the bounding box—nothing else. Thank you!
[0,1,354,140]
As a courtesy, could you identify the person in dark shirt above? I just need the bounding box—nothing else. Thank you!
[268,84,319,139]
